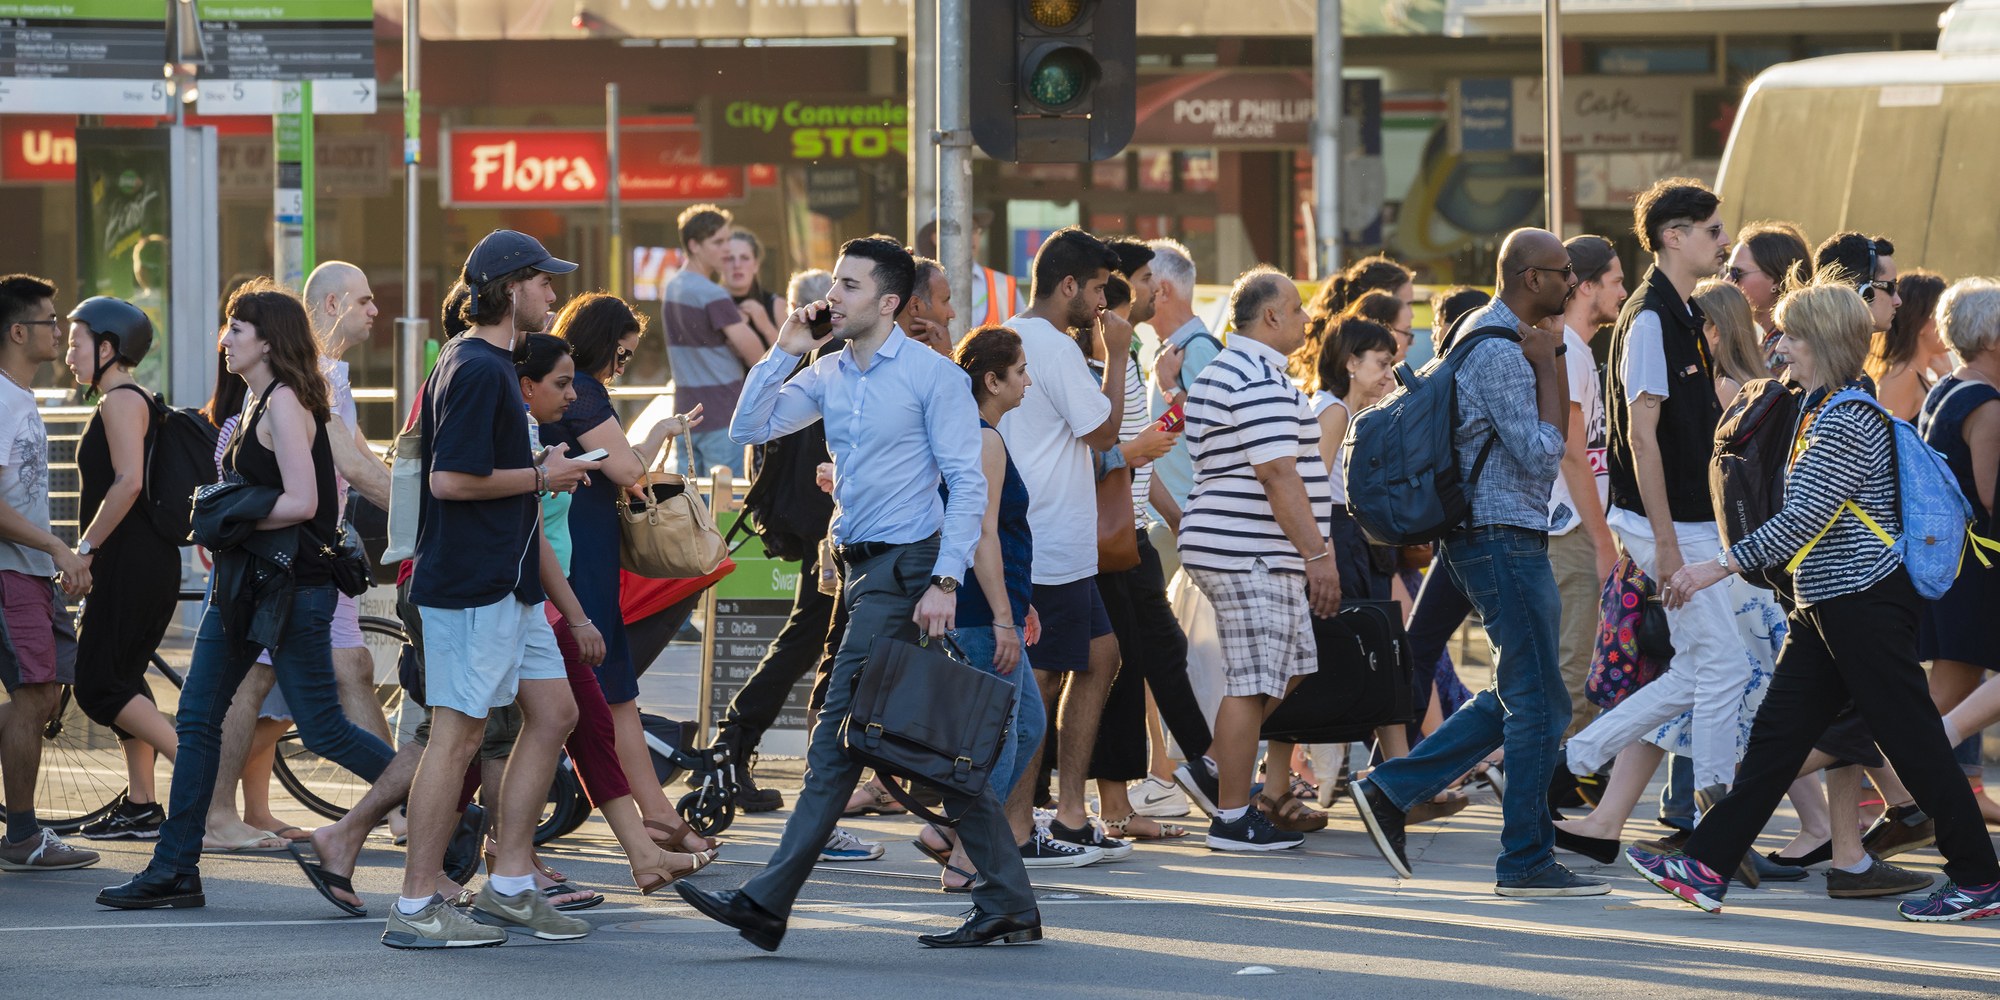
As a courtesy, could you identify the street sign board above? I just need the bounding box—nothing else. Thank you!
[0,1,173,115]
[193,0,376,115]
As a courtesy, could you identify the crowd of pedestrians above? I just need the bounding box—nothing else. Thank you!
[2,175,1999,952]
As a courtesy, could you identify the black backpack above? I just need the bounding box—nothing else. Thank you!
[1709,377,1800,595]
[730,356,833,562]
[110,384,220,545]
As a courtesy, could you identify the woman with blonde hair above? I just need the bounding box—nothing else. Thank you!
[1692,278,1765,404]
[1633,282,2000,921]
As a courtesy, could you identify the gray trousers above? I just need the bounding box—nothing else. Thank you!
[740,535,1037,919]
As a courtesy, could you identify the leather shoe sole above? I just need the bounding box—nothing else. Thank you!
[674,884,783,952]
[97,888,204,910]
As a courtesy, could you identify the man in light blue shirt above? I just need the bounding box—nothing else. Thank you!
[679,236,1041,951]
[1143,239,1221,531]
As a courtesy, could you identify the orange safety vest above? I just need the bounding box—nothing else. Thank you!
[978,267,1019,328]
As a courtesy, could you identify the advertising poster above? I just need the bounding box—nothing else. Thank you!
[75,126,172,391]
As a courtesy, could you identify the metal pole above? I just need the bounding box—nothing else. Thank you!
[936,0,973,341]
[1542,0,1565,235]
[397,0,425,423]
[301,80,316,277]
[1312,0,1342,278]
[908,0,937,243]
[607,83,623,298]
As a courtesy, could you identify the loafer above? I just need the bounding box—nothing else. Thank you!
[1350,779,1412,879]
[1766,841,1832,870]
[1632,829,1690,856]
[674,883,786,952]
[1495,861,1611,897]
[1861,805,1935,861]
[1750,849,1806,883]
[1552,827,1621,865]
[1826,856,1935,899]
[97,870,205,910]
[917,907,1043,948]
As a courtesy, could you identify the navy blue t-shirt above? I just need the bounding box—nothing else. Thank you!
[410,335,545,609]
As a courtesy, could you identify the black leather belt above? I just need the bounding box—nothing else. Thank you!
[832,533,939,566]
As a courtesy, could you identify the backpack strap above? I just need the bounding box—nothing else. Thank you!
[1784,390,1900,574]
[1441,326,1520,526]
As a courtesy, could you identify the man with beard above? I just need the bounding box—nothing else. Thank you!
[381,231,601,948]
[679,236,1039,950]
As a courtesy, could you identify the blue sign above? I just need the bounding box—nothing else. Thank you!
[1456,78,1514,153]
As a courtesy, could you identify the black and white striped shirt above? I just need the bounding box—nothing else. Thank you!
[1731,394,1899,605]
[1179,337,1334,574]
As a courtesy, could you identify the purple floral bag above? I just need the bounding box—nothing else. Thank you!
[1585,555,1673,710]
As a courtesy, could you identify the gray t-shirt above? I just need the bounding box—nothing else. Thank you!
[0,378,55,577]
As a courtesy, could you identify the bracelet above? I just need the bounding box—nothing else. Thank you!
[1304,548,1332,563]
[570,617,594,629]
[534,464,547,496]
[1717,548,1732,571]
[993,620,1015,629]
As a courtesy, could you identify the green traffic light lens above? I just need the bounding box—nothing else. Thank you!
[1026,0,1087,30]
[1027,47,1095,110]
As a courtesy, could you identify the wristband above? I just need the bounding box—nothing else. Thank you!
[571,617,593,629]
[1304,548,1332,563]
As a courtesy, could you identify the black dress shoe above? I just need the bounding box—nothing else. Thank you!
[917,907,1043,948]
[1766,841,1833,870]
[1552,827,1621,865]
[674,883,786,952]
[441,803,487,886]
[97,870,204,910]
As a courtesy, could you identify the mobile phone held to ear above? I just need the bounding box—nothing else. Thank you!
[809,301,834,340]
[1156,401,1185,433]
[571,448,610,463]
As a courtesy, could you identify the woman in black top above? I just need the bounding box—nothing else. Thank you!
[99,281,396,910]
[64,296,182,839]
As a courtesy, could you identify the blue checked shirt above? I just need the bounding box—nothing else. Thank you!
[1454,298,1566,531]
[729,326,986,581]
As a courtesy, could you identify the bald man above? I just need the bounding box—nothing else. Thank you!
[202,261,396,849]
[1351,227,1608,898]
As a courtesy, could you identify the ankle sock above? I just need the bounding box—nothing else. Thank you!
[1218,805,1249,823]
[396,895,433,915]
[5,809,38,843]
[487,872,536,896]
[1837,857,1874,874]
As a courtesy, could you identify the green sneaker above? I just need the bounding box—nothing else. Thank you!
[381,895,507,950]
[470,884,592,941]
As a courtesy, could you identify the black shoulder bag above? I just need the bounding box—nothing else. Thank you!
[841,634,1016,827]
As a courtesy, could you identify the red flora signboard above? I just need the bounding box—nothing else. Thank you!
[442,127,743,207]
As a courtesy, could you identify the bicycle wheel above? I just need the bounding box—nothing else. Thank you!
[534,756,592,845]
[2,656,183,834]
[272,616,408,821]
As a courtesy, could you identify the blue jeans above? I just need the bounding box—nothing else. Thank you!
[680,427,746,479]
[1365,526,1569,881]
[148,584,396,876]
[951,623,1044,799]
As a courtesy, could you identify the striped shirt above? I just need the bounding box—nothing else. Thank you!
[1091,353,1154,527]
[1179,336,1334,574]
[1730,392,1899,605]
[661,269,747,424]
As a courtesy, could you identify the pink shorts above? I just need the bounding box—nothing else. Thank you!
[0,570,67,691]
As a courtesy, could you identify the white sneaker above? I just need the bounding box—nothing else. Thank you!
[1130,776,1190,818]
[819,828,885,862]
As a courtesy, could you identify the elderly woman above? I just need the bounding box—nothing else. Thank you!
[1625,282,2000,922]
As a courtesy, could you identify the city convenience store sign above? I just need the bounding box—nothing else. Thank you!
[705,95,908,164]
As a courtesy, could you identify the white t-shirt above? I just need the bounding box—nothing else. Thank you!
[1618,308,1673,403]
[0,377,55,577]
[998,315,1112,585]
[1309,391,1350,505]
[1549,327,1608,535]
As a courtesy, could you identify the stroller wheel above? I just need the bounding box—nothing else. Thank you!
[678,785,737,837]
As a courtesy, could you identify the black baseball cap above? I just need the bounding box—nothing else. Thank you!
[461,230,577,293]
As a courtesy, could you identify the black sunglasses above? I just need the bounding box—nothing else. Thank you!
[1517,263,1576,281]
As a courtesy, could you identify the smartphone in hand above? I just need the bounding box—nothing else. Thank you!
[1156,401,1186,433]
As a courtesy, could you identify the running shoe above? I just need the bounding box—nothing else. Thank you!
[0,828,100,871]
[819,828,885,862]
[382,894,507,950]
[1627,846,1727,913]
[1018,831,1103,868]
[1130,775,1191,818]
[469,884,592,940]
[80,797,164,840]
[1350,779,1412,879]
[1206,808,1304,852]
[1898,881,2000,922]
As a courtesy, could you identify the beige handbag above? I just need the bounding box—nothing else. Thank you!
[617,472,727,578]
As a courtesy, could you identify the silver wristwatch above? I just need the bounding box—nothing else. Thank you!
[78,539,96,558]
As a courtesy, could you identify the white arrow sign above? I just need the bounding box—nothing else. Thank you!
[197,79,377,116]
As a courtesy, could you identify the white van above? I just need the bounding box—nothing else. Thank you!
[1716,0,2000,278]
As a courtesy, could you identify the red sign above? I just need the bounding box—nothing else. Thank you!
[442,127,743,207]
[2,116,76,182]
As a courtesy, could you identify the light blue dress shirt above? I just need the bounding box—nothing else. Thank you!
[729,326,986,581]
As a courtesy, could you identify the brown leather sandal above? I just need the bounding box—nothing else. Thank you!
[1254,789,1329,833]
[645,817,721,855]
[633,849,716,896]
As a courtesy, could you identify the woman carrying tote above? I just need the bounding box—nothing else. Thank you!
[1629,281,2000,922]
[545,292,716,856]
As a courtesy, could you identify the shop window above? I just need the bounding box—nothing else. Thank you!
[1137,150,1174,193]
[1179,150,1218,194]
[1587,42,1714,76]
[1091,156,1130,190]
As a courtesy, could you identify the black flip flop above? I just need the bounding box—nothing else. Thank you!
[543,881,605,911]
[287,842,367,917]
[910,837,975,894]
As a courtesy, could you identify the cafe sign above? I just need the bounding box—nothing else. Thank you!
[703,95,907,164]
[441,127,744,207]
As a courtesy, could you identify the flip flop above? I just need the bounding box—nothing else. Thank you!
[202,832,291,854]
[542,881,604,911]
[267,825,313,843]
[287,842,367,917]
[910,836,975,894]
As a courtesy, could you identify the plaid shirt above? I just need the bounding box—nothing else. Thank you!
[1453,298,1565,531]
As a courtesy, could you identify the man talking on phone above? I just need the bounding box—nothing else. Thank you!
[676,235,1040,950]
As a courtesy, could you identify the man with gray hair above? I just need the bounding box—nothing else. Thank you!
[1142,239,1216,540]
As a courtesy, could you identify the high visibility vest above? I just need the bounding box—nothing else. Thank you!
[977,267,1020,328]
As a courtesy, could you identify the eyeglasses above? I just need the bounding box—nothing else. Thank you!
[1672,222,1728,241]
[1722,266,1762,284]
[13,319,60,328]
[1516,263,1576,282]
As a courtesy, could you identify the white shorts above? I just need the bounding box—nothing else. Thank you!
[419,597,566,718]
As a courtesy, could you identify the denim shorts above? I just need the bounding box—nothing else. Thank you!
[419,597,567,717]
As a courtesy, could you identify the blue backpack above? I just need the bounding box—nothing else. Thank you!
[1783,389,1987,599]
[1343,324,1514,546]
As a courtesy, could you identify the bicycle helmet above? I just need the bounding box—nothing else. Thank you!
[67,296,154,387]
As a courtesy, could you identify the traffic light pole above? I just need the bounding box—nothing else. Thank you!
[936,0,974,341]
[1312,0,1342,278]
[908,0,937,244]
[397,0,426,425]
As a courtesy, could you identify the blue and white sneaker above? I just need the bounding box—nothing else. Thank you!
[819,828,885,862]
[1627,846,1728,913]
[1899,880,2000,922]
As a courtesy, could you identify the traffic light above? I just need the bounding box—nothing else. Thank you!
[970,0,1135,163]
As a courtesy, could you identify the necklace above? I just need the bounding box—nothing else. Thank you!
[0,367,25,392]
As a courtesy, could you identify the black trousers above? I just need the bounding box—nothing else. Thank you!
[720,545,837,752]
[1686,569,2000,887]
[1090,531,1213,781]
[1404,551,1474,744]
